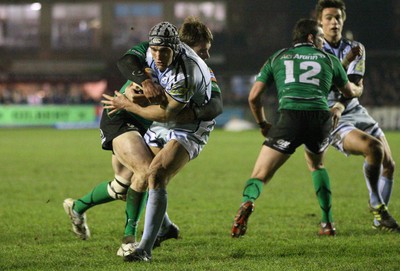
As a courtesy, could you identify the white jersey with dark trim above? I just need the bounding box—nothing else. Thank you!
[323,38,365,113]
[144,42,214,138]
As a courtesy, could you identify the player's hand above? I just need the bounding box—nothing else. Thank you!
[260,122,272,137]
[345,45,363,63]
[330,107,342,129]
[125,82,143,102]
[131,93,150,107]
[142,79,167,105]
[124,82,150,107]
[101,91,132,115]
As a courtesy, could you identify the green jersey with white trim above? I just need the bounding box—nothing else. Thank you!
[256,43,348,111]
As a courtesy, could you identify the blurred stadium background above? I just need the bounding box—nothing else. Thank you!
[0,0,399,129]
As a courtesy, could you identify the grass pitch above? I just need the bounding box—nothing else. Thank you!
[0,128,399,270]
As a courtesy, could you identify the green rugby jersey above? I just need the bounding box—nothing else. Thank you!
[256,43,348,111]
[113,41,152,129]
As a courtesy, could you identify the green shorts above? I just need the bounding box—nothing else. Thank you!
[263,110,332,155]
[99,109,149,151]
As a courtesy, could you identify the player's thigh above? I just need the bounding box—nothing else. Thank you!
[342,128,382,156]
[111,154,133,180]
[148,140,190,189]
[251,145,290,184]
[113,131,153,174]
[150,146,162,156]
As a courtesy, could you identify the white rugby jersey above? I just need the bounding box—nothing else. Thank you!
[323,38,365,112]
[144,42,215,141]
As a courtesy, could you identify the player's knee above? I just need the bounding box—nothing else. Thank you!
[131,175,148,192]
[309,164,324,172]
[367,139,384,161]
[147,169,168,189]
[383,158,395,176]
[107,175,130,200]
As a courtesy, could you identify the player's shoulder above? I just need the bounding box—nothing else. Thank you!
[180,47,210,79]
[126,41,149,56]
[181,43,201,60]
[181,45,207,67]
[266,47,289,66]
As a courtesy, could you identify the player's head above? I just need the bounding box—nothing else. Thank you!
[315,0,346,22]
[149,21,180,71]
[149,21,180,53]
[315,0,346,41]
[292,18,323,49]
[178,16,213,60]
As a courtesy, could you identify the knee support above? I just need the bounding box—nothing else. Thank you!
[107,175,130,200]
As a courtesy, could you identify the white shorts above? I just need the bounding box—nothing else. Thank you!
[330,105,384,156]
[144,124,212,160]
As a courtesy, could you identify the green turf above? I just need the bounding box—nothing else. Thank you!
[1,128,399,270]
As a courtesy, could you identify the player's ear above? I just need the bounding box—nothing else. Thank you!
[307,33,314,44]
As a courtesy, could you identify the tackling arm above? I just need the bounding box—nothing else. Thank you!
[193,91,223,121]
[337,80,363,99]
[117,54,149,85]
[102,91,185,123]
[174,91,223,123]
[117,54,165,104]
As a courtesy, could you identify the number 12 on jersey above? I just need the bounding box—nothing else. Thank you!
[284,60,321,86]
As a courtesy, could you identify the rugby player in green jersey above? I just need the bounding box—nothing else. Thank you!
[231,18,363,238]
[316,0,399,232]
[63,18,223,255]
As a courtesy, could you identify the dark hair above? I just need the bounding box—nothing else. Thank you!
[292,18,319,44]
[315,0,346,21]
[178,16,213,47]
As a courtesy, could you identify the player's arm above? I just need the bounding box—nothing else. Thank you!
[329,77,362,127]
[333,55,363,99]
[117,44,165,104]
[336,80,363,99]
[102,90,185,122]
[175,80,223,123]
[124,82,152,107]
[330,102,345,128]
[248,81,272,136]
[117,54,149,85]
[192,69,223,121]
[342,45,363,69]
[194,91,223,120]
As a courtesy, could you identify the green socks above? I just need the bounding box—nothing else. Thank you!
[312,168,333,223]
[242,178,264,203]
[124,188,148,238]
[73,181,115,214]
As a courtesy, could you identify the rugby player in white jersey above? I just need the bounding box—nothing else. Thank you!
[316,0,398,232]
[63,18,222,256]
[103,21,215,262]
